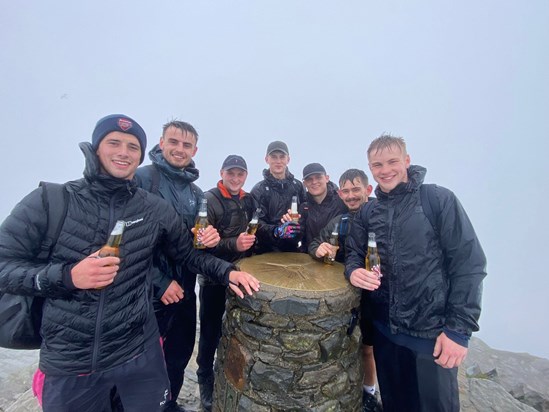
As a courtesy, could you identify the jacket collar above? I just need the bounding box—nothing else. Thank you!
[375,164,427,200]
[217,180,246,199]
[148,144,200,184]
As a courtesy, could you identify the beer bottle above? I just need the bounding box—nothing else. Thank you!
[290,195,299,223]
[323,221,340,264]
[98,220,125,258]
[194,199,209,249]
[247,208,260,235]
[365,232,381,272]
[96,220,125,289]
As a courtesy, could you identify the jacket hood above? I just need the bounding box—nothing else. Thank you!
[375,164,426,199]
[148,144,200,184]
[78,142,137,194]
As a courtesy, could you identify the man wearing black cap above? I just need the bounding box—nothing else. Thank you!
[299,162,346,251]
[250,141,306,254]
[0,114,260,412]
[135,120,220,412]
[196,154,257,411]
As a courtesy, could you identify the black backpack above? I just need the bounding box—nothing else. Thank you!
[0,182,68,349]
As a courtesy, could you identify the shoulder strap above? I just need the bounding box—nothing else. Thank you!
[420,184,441,236]
[209,190,232,228]
[37,182,69,260]
[149,164,161,195]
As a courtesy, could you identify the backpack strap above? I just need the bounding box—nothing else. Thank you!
[37,182,69,260]
[420,184,441,236]
[149,164,161,195]
[208,190,232,229]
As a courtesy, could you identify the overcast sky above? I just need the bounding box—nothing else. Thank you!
[1,1,548,358]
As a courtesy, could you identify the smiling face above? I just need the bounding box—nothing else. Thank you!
[159,126,198,169]
[338,177,372,211]
[220,167,248,195]
[95,132,141,180]
[368,144,410,193]
[303,173,329,200]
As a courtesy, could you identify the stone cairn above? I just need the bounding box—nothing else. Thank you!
[213,253,363,412]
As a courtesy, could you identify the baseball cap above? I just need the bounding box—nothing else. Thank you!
[302,163,327,180]
[221,155,248,172]
[266,141,289,156]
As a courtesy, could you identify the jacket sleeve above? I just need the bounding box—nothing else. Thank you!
[160,208,235,286]
[308,215,338,260]
[0,188,72,298]
[344,207,368,280]
[437,186,487,336]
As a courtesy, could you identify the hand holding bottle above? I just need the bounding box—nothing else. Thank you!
[71,250,120,290]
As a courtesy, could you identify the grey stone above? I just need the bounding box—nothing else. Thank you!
[270,296,319,316]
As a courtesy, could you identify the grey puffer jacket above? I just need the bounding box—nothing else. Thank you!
[345,165,487,339]
[0,143,234,376]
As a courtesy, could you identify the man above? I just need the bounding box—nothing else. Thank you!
[197,155,257,412]
[299,162,346,251]
[134,120,218,412]
[345,135,486,412]
[0,114,260,412]
[308,169,381,412]
[250,141,305,254]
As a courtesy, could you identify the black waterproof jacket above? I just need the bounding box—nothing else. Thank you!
[135,145,203,298]
[0,143,234,376]
[198,182,257,286]
[250,169,306,254]
[299,181,346,251]
[345,165,487,339]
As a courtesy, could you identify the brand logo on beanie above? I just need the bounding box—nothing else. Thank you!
[118,118,132,131]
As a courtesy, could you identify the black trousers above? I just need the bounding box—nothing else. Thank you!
[41,341,169,412]
[197,284,227,384]
[160,287,197,401]
[373,328,459,412]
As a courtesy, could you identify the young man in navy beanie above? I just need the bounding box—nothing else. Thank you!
[92,114,148,164]
[0,114,260,412]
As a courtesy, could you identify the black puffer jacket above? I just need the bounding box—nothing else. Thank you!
[299,181,346,251]
[0,143,234,376]
[135,145,203,298]
[250,169,306,254]
[345,165,487,339]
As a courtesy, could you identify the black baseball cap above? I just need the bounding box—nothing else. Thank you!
[221,155,248,171]
[266,141,289,156]
[302,163,326,180]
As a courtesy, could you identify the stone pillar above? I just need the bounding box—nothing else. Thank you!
[213,253,363,412]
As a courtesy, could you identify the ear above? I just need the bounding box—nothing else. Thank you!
[264,155,269,164]
[159,136,165,150]
[219,170,223,178]
[193,146,198,157]
[366,185,373,196]
[405,154,411,168]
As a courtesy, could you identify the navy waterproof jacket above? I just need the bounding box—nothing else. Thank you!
[0,143,234,376]
[345,165,487,339]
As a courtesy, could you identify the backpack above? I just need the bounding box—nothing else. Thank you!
[0,182,68,349]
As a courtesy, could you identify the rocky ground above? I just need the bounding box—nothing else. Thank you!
[1,336,548,411]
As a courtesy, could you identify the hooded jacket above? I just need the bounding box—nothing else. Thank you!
[345,165,487,339]
[0,143,234,376]
[134,144,203,298]
[299,180,347,251]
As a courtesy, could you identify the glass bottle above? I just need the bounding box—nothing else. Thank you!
[247,208,260,235]
[365,232,381,271]
[323,221,340,264]
[194,199,209,249]
[290,195,299,223]
[98,220,125,258]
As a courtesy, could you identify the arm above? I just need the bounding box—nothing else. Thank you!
[308,215,338,261]
[0,188,72,297]
[437,187,487,337]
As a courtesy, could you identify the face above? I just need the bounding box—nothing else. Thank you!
[368,144,410,193]
[159,126,198,168]
[338,178,373,211]
[96,132,141,180]
[220,168,248,195]
[303,173,329,197]
[265,151,289,179]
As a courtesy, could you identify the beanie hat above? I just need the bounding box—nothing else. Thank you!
[92,114,147,164]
